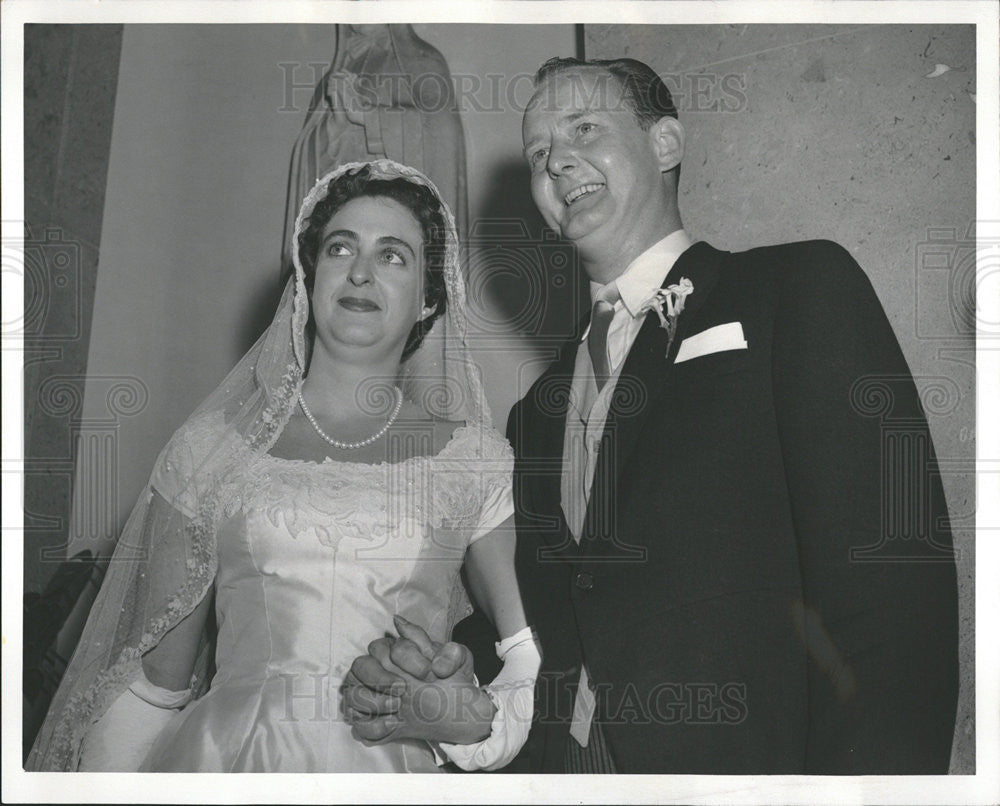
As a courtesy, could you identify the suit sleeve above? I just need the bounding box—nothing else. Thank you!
[771,241,958,773]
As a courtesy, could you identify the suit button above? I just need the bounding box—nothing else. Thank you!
[575,572,594,590]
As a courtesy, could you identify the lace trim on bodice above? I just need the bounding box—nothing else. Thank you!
[220,424,512,547]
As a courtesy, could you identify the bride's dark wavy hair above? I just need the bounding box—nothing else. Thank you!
[298,164,449,362]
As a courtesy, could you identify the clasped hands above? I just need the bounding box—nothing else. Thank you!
[342,615,496,746]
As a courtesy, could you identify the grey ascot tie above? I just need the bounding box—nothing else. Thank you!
[587,284,621,391]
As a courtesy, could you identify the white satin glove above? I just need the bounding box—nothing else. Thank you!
[436,626,541,771]
[77,671,191,771]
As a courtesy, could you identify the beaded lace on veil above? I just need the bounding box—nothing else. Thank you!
[27,159,489,770]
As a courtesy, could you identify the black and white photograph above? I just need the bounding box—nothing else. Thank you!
[3,1,998,803]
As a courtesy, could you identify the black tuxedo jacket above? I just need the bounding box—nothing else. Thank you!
[506,240,958,774]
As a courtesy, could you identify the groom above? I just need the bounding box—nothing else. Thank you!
[347,56,959,773]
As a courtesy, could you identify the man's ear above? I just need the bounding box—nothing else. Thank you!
[648,116,684,173]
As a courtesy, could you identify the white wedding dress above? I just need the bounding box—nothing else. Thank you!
[139,413,512,772]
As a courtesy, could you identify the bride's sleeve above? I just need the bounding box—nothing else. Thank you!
[77,420,220,771]
[437,430,537,771]
[75,496,215,771]
[77,593,213,772]
[467,430,515,544]
[149,410,226,518]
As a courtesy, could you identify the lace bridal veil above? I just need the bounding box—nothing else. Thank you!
[27,159,493,771]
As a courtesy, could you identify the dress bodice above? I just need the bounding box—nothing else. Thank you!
[142,421,512,772]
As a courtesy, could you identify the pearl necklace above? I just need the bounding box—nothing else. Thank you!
[298,386,403,450]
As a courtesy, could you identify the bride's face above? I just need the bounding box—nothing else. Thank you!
[310,195,432,360]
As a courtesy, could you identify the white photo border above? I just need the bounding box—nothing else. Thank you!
[2,2,997,804]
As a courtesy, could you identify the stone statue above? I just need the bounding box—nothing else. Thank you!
[282,24,469,274]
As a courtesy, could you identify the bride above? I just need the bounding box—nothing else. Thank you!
[27,160,540,773]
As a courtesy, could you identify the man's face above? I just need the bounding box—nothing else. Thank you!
[522,67,675,269]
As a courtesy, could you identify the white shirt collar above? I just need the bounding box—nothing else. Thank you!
[588,228,694,317]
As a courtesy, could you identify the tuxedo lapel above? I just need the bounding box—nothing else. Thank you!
[579,242,727,555]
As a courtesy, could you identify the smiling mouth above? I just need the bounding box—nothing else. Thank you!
[338,296,381,312]
[564,183,605,206]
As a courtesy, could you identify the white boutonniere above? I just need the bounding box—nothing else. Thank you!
[638,277,695,356]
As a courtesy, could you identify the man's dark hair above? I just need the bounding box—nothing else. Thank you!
[534,56,678,129]
[298,164,448,362]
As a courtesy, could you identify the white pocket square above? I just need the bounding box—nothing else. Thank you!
[674,322,748,364]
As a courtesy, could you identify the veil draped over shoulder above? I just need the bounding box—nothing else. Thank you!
[27,159,490,771]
